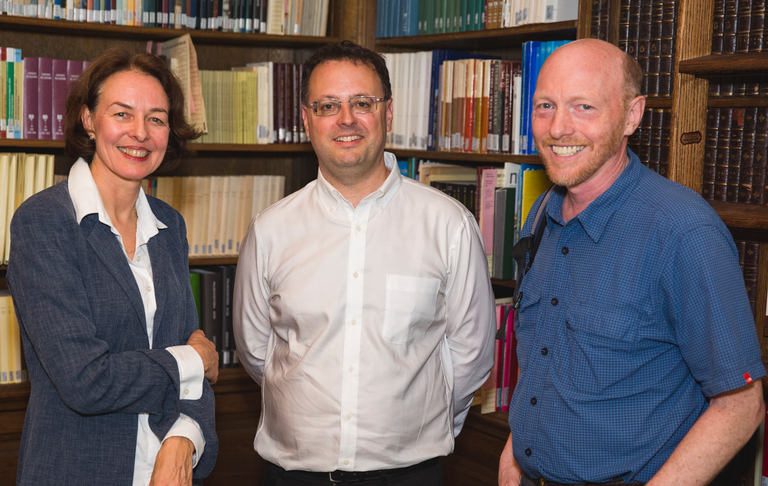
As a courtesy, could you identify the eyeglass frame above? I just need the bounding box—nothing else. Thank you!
[306,96,389,116]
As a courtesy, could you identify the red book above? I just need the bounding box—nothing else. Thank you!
[52,59,68,140]
[37,58,53,140]
[23,57,39,140]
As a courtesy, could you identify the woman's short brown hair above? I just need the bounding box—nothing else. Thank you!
[64,46,200,172]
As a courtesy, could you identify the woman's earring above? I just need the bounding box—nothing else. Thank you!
[89,134,95,140]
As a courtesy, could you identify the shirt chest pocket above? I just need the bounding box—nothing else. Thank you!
[382,275,441,345]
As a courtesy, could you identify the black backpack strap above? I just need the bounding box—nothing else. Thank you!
[511,185,554,309]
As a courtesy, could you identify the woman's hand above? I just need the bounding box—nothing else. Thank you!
[149,436,194,486]
[186,330,219,384]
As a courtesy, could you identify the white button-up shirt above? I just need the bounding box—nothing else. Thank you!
[234,152,495,472]
[68,159,205,486]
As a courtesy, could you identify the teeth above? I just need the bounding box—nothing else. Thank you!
[119,147,149,157]
[335,136,361,142]
[551,145,586,156]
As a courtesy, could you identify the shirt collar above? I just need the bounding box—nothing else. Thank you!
[315,151,402,217]
[547,148,642,243]
[68,158,167,245]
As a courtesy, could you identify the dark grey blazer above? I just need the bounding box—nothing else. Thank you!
[7,181,217,486]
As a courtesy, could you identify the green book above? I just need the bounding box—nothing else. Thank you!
[189,271,202,326]
[6,48,14,139]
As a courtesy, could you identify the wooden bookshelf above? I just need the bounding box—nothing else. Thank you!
[678,52,768,76]
[390,150,542,165]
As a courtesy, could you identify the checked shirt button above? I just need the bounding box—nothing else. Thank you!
[530,397,537,406]
[541,348,548,356]
[561,247,569,255]
[551,298,558,306]
[525,448,532,457]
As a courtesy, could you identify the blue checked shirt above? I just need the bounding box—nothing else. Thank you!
[509,149,765,484]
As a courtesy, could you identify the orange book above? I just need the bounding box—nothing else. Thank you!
[126,0,134,25]
[440,61,453,151]
[463,59,475,153]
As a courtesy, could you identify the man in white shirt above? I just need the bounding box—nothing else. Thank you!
[234,40,496,486]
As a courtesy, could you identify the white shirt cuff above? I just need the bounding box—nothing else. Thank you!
[166,345,204,400]
[163,413,206,468]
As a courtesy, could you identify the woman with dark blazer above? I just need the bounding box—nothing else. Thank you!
[7,47,218,486]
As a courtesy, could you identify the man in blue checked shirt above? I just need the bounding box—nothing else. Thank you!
[498,39,765,486]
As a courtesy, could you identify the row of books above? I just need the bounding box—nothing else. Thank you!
[2,0,329,35]
[375,0,577,38]
[145,174,286,256]
[736,240,759,319]
[384,41,568,155]
[477,298,517,413]
[21,57,91,141]
[196,62,308,145]
[589,0,611,42]
[617,0,678,98]
[0,292,25,385]
[703,106,768,204]
[0,48,22,139]
[627,107,672,178]
[709,74,768,97]
[190,265,239,369]
[0,153,56,266]
[712,0,767,54]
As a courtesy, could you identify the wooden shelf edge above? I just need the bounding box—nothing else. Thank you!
[679,53,768,76]
[490,279,516,288]
[375,20,578,49]
[708,97,768,108]
[0,15,339,46]
[189,256,238,266]
[389,149,542,165]
[708,201,768,237]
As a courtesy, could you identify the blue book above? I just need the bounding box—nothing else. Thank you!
[397,160,409,177]
[519,42,537,155]
[403,0,418,36]
[376,0,385,37]
[389,0,401,37]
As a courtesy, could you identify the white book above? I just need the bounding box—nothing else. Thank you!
[383,53,396,148]
[217,177,229,254]
[21,153,36,205]
[206,176,222,255]
[258,176,271,214]
[503,162,520,188]
[406,52,418,149]
[420,51,433,150]
[512,73,522,155]
[199,177,211,255]
[548,0,578,21]
[180,177,195,255]
[265,0,285,34]
[224,176,239,254]
[397,53,410,149]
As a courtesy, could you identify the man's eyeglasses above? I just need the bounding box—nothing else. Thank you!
[308,96,388,116]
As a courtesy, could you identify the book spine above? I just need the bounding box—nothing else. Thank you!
[751,0,765,51]
[726,108,745,202]
[23,58,38,140]
[659,107,672,178]
[627,0,641,59]
[618,0,631,53]
[284,62,293,144]
[752,107,768,204]
[38,57,53,141]
[744,242,759,317]
[712,0,726,54]
[658,0,675,97]
[647,0,663,98]
[291,63,299,145]
[702,107,720,200]
[636,108,652,167]
[637,2,652,96]
[647,108,663,173]
[738,107,758,203]
[52,59,67,141]
[736,0,753,53]
[714,107,733,201]
[723,0,738,54]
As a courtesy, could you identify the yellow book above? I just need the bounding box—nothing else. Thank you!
[9,296,22,383]
[0,291,10,384]
[520,168,552,225]
[4,153,18,264]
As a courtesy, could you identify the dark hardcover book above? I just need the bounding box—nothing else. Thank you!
[275,63,285,143]
[217,265,235,368]
[636,108,652,166]
[189,272,201,322]
[298,64,306,143]
[753,107,768,204]
[252,0,260,32]
[658,107,672,177]
[37,57,53,141]
[52,59,67,141]
[726,108,745,202]
[647,0,663,97]
[658,0,676,97]
[627,0,641,58]
[637,2,652,96]
[648,108,664,173]
[712,0,726,53]
[162,0,169,27]
[750,0,765,51]
[735,74,748,97]
[488,59,500,154]
[502,61,514,154]
[738,107,758,202]
[736,0,752,53]
[598,0,610,41]
[191,268,223,366]
[723,0,738,54]
[743,242,760,317]
[720,74,735,96]
[714,107,734,201]
[709,76,722,97]
[491,186,516,280]
[284,62,293,143]
[291,63,299,144]
[590,0,601,39]
[618,0,631,53]
[702,107,720,200]
[22,57,38,140]
[747,74,761,96]
[258,0,266,33]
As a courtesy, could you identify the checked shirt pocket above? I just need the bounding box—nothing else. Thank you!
[382,275,440,345]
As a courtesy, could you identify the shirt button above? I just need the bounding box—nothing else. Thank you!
[530,397,537,406]
[348,366,354,372]
[379,205,384,210]
[136,256,141,262]
[561,247,569,255]
[353,272,358,278]
[551,298,558,306]
[351,319,356,325]
[356,225,361,231]
[329,206,334,213]
[541,347,548,356]
[146,286,152,292]
[184,389,189,395]
[344,460,350,466]
[525,448,532,457]
[346,414,352,420]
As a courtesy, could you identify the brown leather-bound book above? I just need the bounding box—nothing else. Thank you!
[618,0,631,53]
[738,107,758,202]
[709,77,722,97]
[714,108,733,201]
[723,0,739,54]
[726,108,746,202]
[712,0,726,53]
[753,107,768,204]
[702,107,721,200]
[648,108,664,173]
[284,62,293,144]
[750,0,765,51]
[590,0,601,39]
[636,108,653,167]
[659,0,676,97]
[647,0,663,97]
[736,0,753,53]
[761,74,768,95]
[291,64,299,146]
[599,0,611,41]
[627,0,641,59]
[659,108,672,177]
[734,74,748,96]
[275,63,286,144]
[637,2,652,96]
[720,75,735,96]
[743,242,760,318]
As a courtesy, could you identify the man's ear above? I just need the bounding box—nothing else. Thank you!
[624,95,646,136]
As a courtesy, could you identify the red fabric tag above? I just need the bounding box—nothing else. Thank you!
[744,372,753,384]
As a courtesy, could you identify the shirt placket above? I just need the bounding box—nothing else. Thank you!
[337,198,372,470]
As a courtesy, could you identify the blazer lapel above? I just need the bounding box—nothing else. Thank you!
[81,215,147,335]
[147,232,170,348]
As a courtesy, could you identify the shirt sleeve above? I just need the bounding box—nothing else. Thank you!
[444,212,497,436]
[162,413,206,468]
[233,218,273,386]
[166,345,204,400]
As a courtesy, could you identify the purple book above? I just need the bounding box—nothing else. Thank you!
[52,59,67,140]
[37,57,53,140]
[66,59,84,91]
[23,57,39,140]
